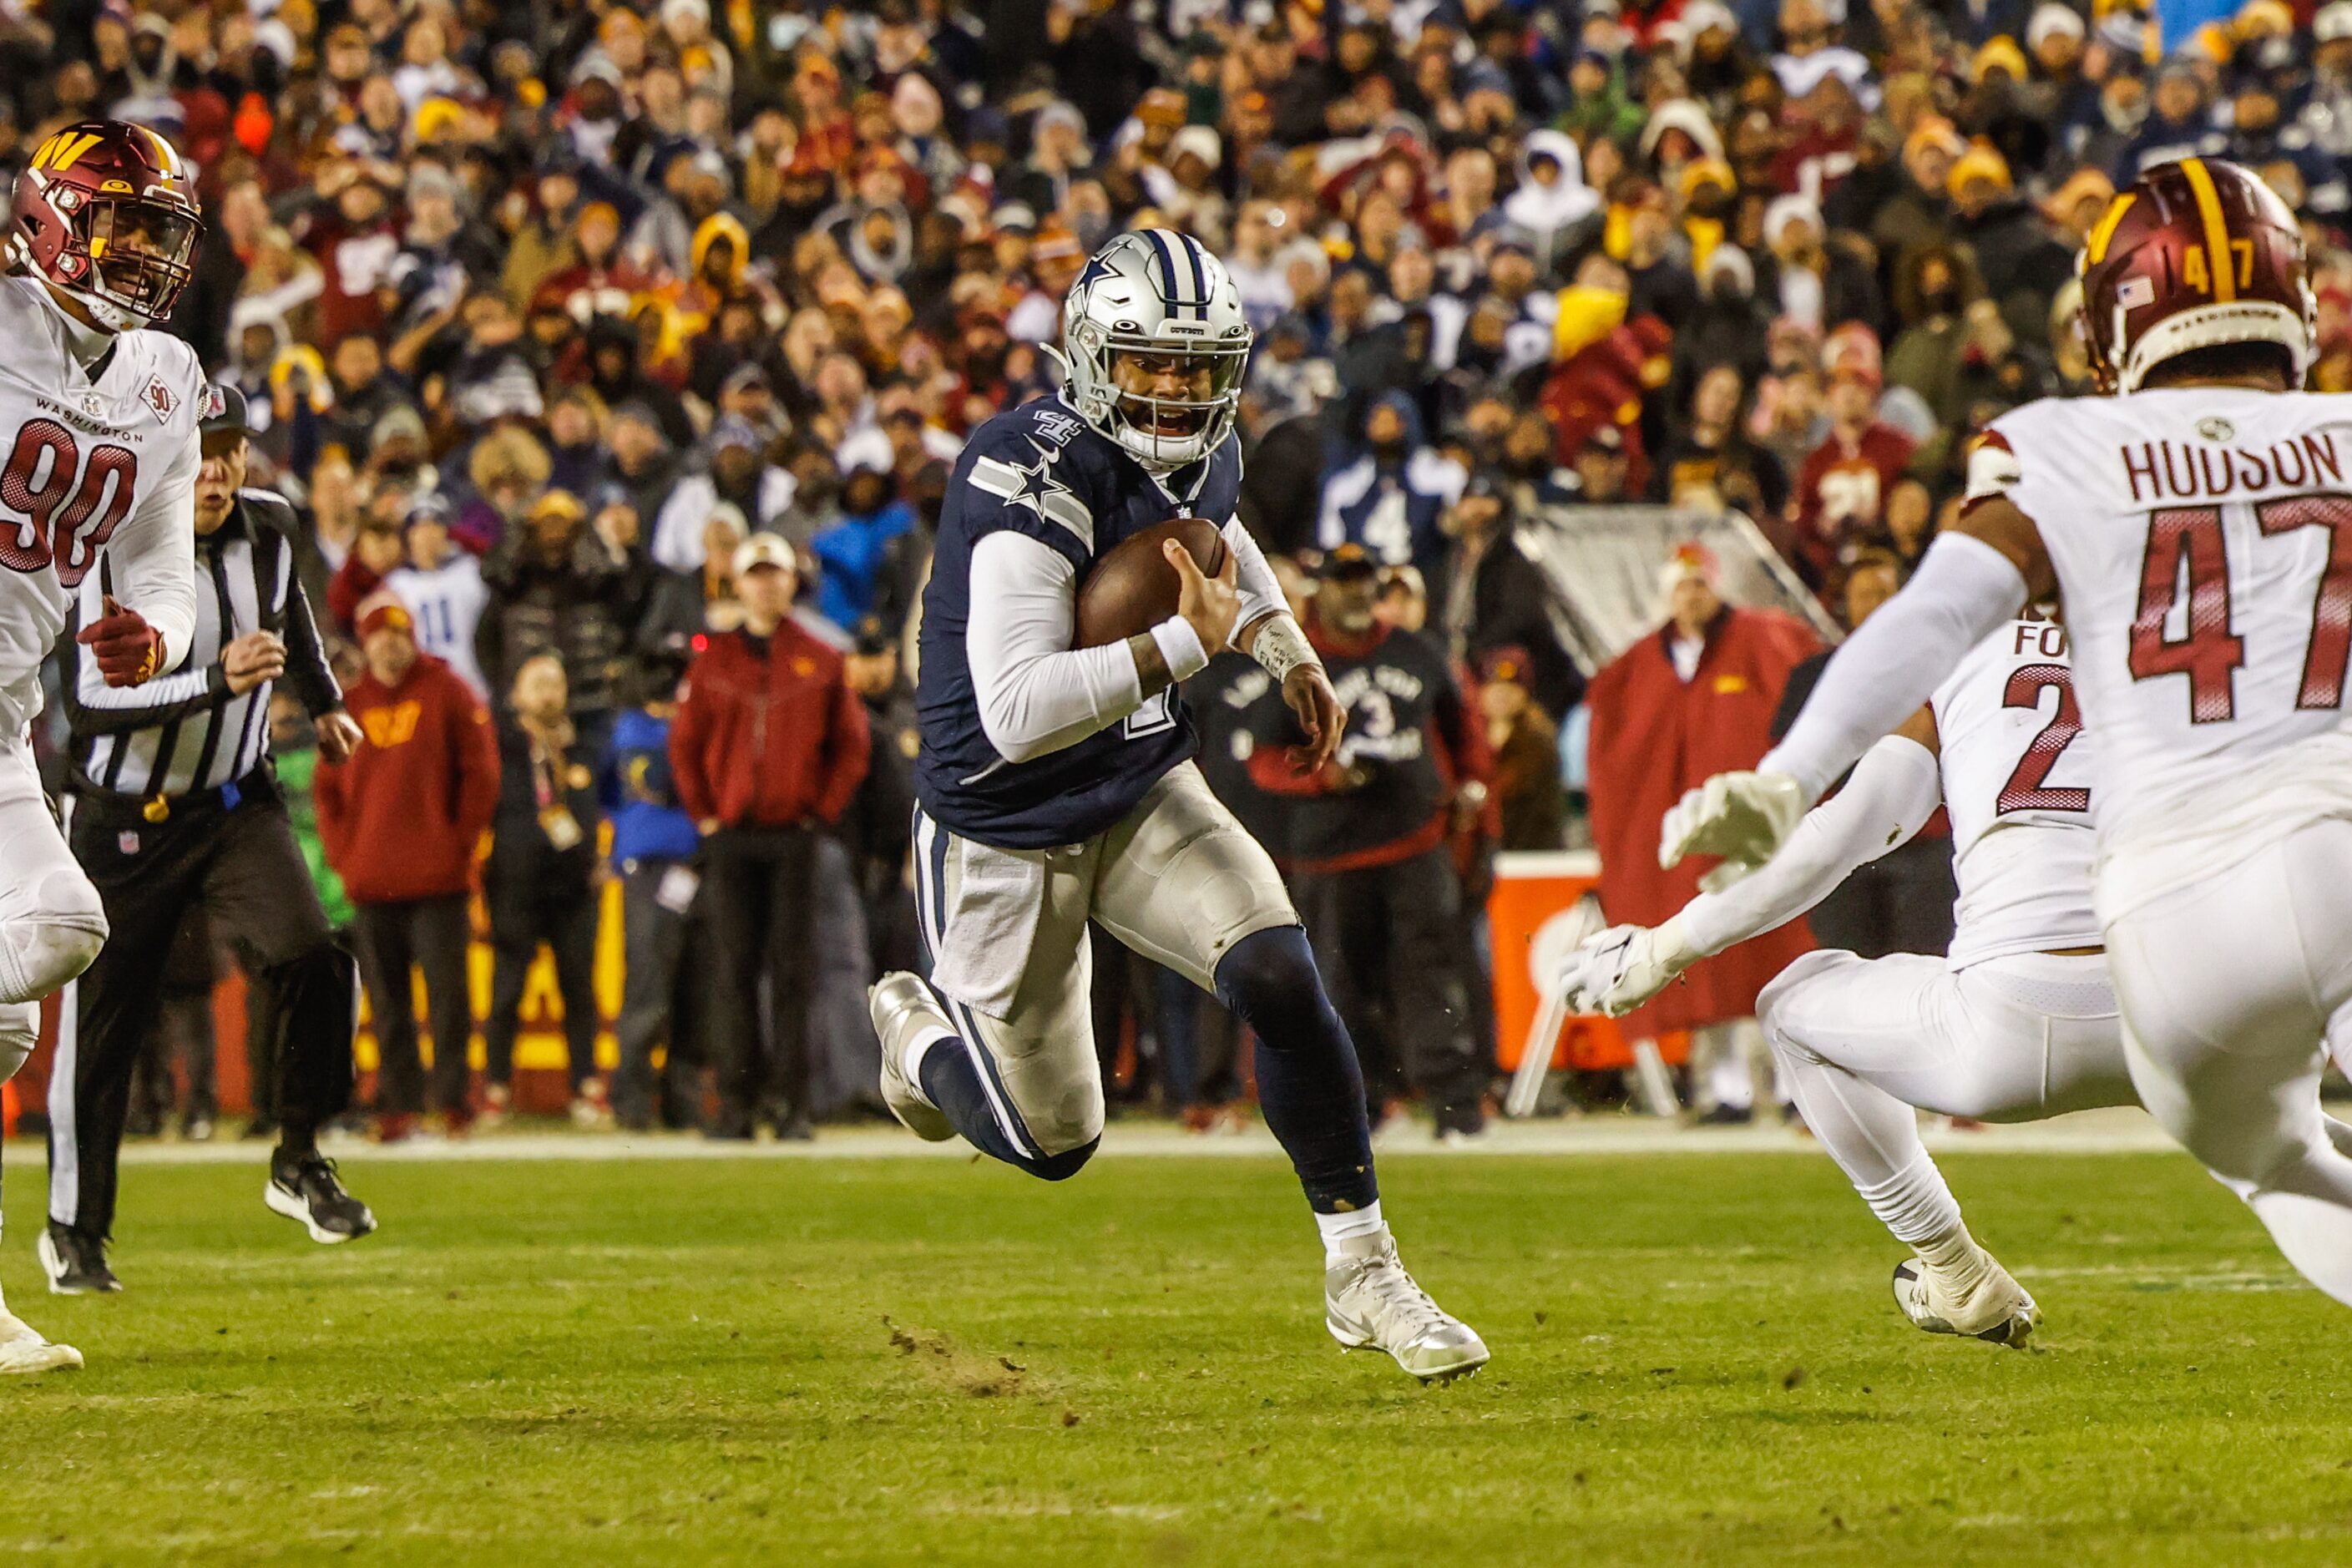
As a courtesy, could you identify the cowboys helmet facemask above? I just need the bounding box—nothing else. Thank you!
[1061,228,1252,472]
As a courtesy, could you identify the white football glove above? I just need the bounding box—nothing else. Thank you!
[1657,770,1809,871]
[1556,917,1700,1019]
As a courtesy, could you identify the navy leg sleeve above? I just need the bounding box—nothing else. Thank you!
[918,1043,1098,1181]
[1215,925,1378,1214]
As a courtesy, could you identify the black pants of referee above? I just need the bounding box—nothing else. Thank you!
[1292,844,1487,1136]
[50,778,356,1242]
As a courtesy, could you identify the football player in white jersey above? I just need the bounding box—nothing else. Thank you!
[0,120,209,1371]
[1564,615,2352,1343]
[1657,156,2352,1311]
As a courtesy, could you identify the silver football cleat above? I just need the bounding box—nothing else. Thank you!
[1325,1230,1490,1383]
[867,972,959,1142]
[1891,1254,2041,1348]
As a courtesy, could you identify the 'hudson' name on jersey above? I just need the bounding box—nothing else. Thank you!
[2120,431,2344,503]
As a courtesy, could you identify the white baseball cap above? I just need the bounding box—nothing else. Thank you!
[732,534,798,578]
[2027,3,2085,48]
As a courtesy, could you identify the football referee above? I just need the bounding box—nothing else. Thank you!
[42,385,376,1295]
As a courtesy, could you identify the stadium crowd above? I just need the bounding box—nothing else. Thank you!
[22,0,2352,1141]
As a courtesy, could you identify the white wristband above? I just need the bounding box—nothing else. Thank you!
[1249,615,1318,684]
[1149,615,1210,683]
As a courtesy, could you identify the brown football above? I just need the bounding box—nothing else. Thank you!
[1073,518,1228,648]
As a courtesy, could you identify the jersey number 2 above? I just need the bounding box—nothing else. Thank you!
[1997,663,2090,815]
[2130,497,2352,721]
[0,418,138,588]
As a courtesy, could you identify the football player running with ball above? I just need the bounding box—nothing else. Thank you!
[869,229,1487,1381]
[0,121,211,1371]
[1657,158,2352,1313]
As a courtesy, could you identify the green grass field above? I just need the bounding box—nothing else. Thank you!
[2,1145,2348,1565]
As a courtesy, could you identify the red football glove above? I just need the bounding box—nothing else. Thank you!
[78,594,165,687]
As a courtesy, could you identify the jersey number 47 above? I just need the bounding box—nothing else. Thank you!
[2131,495,2352,722]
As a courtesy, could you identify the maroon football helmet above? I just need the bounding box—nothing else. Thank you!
[2076,157,2313,394]
[9,120,203,331]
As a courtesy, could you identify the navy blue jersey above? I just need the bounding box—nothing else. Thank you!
[916,395,1242,849]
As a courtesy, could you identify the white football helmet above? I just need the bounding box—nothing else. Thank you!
[1061,227,1252,472]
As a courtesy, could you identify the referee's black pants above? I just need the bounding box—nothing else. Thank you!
[49,779,356,1242]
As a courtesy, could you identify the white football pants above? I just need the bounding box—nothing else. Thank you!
[2104,817,2352,1309]
[1758,948,2140,1206]
[0,731,107,1080]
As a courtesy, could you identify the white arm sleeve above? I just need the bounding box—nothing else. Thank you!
[969,530,1191,765]
[1759,533,2026,800]
[1678,735,1944,956]
[98,427,200,671]
[1221,519,1287,640]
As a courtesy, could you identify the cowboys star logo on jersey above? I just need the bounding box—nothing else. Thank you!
[967,438,1095,551]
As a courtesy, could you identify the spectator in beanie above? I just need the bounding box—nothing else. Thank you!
[316,594,502,1140]
[382,495,492,701]
[651,417,797,575]
[482,653,608,1125]
[669,536,869,1141]
[1755,192,1881,335]
[478,489,648,748]
[1788,335,1916,588]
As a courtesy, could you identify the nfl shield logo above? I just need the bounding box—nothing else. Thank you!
[117,831,139,856]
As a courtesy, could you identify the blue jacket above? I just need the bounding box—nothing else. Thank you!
[600,706,701,867]
[812,500,916,631]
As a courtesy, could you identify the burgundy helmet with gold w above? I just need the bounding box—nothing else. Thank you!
[2076,156,2314,394]
[9,120,203,331]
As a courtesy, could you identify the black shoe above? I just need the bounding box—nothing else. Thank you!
[1695,1104,1754,1126]
[774,1115,816,1143]
[266,1151,377,1243]
[240,1117,279,1142]
[38,1224,120,1295]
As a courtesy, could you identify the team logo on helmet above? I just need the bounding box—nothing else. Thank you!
[10,119,204,331]
[1060,229,1253,473]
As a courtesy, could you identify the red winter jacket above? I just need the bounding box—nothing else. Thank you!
[314,652,502,903]
[670,621,870,831]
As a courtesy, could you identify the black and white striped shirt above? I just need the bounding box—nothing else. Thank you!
[65,488,341,801]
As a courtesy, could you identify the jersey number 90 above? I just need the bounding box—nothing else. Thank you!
[0,418,138,589]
